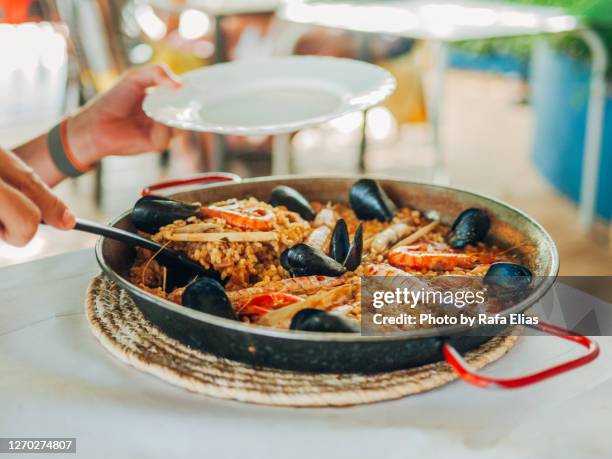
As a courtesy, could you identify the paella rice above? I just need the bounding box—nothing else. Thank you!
[128,179,525,333]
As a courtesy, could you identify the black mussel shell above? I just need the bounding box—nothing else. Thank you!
[290,309,359,333]
[447,208,490,248]
[349,179,397,221]
[484,262,533,290]
[329,219,350,264]
[269,185,316,221]
[182,277,237,320]
[280,244,347,277]
[132,195,201,234]
[343,223,363,271]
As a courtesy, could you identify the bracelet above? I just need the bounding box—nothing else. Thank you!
[47,119,94,177]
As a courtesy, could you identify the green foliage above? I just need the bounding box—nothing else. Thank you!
[452,0,612,79]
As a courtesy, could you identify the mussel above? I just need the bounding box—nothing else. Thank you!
[282,220,364,276]
[343,223,363,271]
[349,179,396,221]
[132,195,201,234]
[329,219,350,264]
[290,308,359,333]
[484,262,533,290]
[483,262,533,305]
[280,244,347,277]
[182,277,237,320]
[269,185,316,221]
[447,208,490,248]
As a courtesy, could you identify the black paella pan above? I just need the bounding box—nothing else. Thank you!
[96,175,598,388]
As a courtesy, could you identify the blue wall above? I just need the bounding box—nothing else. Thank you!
[450,48,528,78]
[530,43,612,221]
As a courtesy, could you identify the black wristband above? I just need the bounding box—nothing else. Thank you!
[47,122,85,178]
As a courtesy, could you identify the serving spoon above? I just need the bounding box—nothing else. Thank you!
[69,218,217,290]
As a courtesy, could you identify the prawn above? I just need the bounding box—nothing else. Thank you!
[227,276,345,304]
[388,243,496,272]
[236,292,303,316]
[202,200,275,231]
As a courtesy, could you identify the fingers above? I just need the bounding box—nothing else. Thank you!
[0,149,75,232]
[128,63,182,90]
[0,179,42,247]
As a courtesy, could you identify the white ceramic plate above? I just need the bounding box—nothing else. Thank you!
[143,56,396,135]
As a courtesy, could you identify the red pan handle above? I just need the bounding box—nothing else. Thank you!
[141,172,241,197]
[443,321,599,389]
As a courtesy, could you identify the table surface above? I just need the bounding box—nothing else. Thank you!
[1,249,611,459]
[278,0,583,42]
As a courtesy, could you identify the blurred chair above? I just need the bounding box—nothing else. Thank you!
[40,0,129,207]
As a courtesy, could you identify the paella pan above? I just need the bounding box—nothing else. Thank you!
[97,175,597,385]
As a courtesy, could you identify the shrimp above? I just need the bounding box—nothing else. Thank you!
[364,263,428,292]
[305,225,332,250]
[227,276,345,304]
[306,206,337,250]
[236,292,303,316]
[313,207,336,228]
[388,244,495,271]
[202,200,275,231]
[370,223,412,254]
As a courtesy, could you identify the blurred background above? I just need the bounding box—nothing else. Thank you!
[0,0,610,275]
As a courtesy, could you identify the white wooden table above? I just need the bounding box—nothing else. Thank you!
[275,0,608,231]
[1,249,612,458]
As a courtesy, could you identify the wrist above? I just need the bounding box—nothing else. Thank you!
[66,112,100,166]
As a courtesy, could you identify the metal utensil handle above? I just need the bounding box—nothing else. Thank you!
[74,218,162,253]
[443,322,599,389]
[141,172,241,197]
[74,218,207,276]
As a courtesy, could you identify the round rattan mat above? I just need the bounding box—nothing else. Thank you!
[86,275,517,407]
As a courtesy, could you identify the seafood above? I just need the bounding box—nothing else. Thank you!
[202,200,275,231]
[313,207,336,228]
[129,178,522,333]
[447,208,490,248]
[226,276,345,304]
[290,309,359,333]
[329,219,350,263]
[258,284,356,327]
[343,223,363,271]
[269,185,316,220]
[182,277,236,320]
[305,225,332,250]
[132,195,200,234]
[391,220,439,249]
[371,222,412,253]
[280,244,347,277]
[484,262,533,289]
[388,243,496,271]
[236,292,302,316]
[349,178,396,221]
[281,221,363,276]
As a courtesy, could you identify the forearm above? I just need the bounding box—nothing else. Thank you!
[13,114,99,187]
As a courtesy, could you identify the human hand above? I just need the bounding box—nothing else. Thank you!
[67,64,182,165]
[0,148,75,246]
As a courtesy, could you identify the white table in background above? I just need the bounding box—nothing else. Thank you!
[275,0,608,231]
[1,249,612,458]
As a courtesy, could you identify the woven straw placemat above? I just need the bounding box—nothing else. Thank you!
[86,275,517,407]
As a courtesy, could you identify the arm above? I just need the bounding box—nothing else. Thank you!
[13,64,181,187]
[1,64,180,247]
